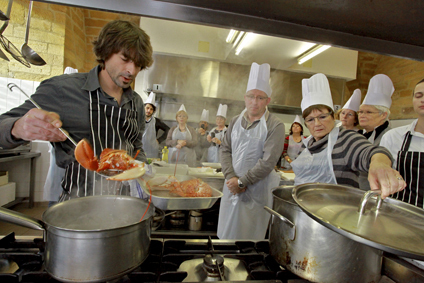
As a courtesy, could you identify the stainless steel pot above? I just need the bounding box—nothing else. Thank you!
[0,195,154,283]
[265,186,382,283]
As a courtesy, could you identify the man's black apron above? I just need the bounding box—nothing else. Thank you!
[392,131,424,208]
[60,90,139,201]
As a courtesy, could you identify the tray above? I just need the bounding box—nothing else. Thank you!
[137,175,223,210]
[201,162,222,169]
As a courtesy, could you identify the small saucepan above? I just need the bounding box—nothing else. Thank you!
[0,195,154,283]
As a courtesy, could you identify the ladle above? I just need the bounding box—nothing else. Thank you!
[0,10,9,21]
[21,1,46,66]
[7,83,77,146]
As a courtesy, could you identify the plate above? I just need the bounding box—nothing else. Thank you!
[201,162,222,169]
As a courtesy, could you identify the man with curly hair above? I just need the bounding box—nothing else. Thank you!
[0,20,154,201]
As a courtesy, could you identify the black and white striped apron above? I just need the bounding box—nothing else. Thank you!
[59,90,139,201]
[392,131,423,208]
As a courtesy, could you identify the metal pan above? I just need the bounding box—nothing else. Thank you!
[138,174,223,210]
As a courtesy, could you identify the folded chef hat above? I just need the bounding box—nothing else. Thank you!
[64,67,78,74]
[178,104,187,113]
[145,92,156,105]
[301,73,333,113]
[200,109,209,122]
[362,74,394,108]
[293,115,302,124]
[246,62,272,97]
[217,104,228,118]
[342,89,361,112]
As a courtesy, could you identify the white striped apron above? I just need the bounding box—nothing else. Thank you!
[392,131,423,208]
[59,90,139,201]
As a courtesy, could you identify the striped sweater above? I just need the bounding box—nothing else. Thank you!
[301,128,393,188]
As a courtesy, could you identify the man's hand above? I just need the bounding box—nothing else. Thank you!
[368,153,406,199]
[11,109,67,142]
[198,128,206,135]
[226,177,246,195]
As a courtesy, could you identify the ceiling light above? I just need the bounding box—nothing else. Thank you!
[297,44,331,64]
[233,31,245,47]
[235,32,252,55]
[226,29,237,43]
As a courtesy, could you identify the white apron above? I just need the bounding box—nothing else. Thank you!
[207,127,226,163]
[291,125,339,185]
[282,135,304,169]
[142,117,160,158]
[217,109,280,240]
[43,143,66,202]
[168,126,197,167]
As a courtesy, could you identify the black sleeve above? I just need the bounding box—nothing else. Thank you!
[155,118,170,144]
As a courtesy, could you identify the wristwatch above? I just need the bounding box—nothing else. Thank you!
[238,179,246,188]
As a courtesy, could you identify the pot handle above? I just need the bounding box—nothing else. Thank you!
[0,207,45,231]
[264,206,296,240]
[358,190,383,215]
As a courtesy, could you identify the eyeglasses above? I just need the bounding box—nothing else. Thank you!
[245,95,268,101]
[304,113,331,125]
[340,112,355,117]
[357,111,380,115]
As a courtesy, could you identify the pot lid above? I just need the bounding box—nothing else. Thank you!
[292,183,424,260]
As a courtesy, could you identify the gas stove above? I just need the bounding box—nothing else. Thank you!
[0,233,306,283]
[0,233,417,283]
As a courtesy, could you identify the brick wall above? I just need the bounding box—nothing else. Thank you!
[0,0,65,80]
[345,51,424,120]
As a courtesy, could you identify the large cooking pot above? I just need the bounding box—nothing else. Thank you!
[0,195,154,283]
[265,186,382,283]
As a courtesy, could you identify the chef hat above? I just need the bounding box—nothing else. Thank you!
[362,74,394,108]
[217,104,228,118]
[178,104,187,113]
[293,115,302,124]
[145,92,156,105]
[342,89,361,112]
[246,62,272,97]
[301,73,333,113]
[64,67,78,74]
[200,109,209,122]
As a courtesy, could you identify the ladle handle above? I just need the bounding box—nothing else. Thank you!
[7,83,78,147]
[358,190,383,215]
[0,0,13,34]
[24,1,33,43]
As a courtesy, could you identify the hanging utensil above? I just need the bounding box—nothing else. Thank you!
[0,10,9,21]
[21,1,46,66]
[0,0,30,67]
[7,83,77,146]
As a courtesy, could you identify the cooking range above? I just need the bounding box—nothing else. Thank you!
[1,232,422,283]
[0,232,308,283]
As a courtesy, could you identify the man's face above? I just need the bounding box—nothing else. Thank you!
[145,104,155,119]
[244,89,271,117]
[413,82,424,117]
[104,51,141,89]
[199,121,208,130]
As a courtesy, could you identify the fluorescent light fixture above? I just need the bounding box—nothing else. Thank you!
[233,31,245,47]
[226,29,237,43]
[235,32,253,55]
[298,44,331,64]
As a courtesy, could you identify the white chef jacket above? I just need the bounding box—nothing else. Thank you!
[380,119,424,168]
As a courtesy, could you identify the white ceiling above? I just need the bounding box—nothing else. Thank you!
[139,17,358,80]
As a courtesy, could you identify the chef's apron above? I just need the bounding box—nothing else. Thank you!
[43,143,65,202]
[168,126,196,167]
[392,131,424,208]
[59,90,139,201]
[142,117,160,158]
[217,109,280,240]
[291,125,339,185]
[207,127,226,163]
[282,135,304,170]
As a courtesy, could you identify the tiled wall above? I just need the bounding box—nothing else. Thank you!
[0,78,40,115]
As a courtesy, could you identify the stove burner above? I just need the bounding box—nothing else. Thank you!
[202,254,224,277]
